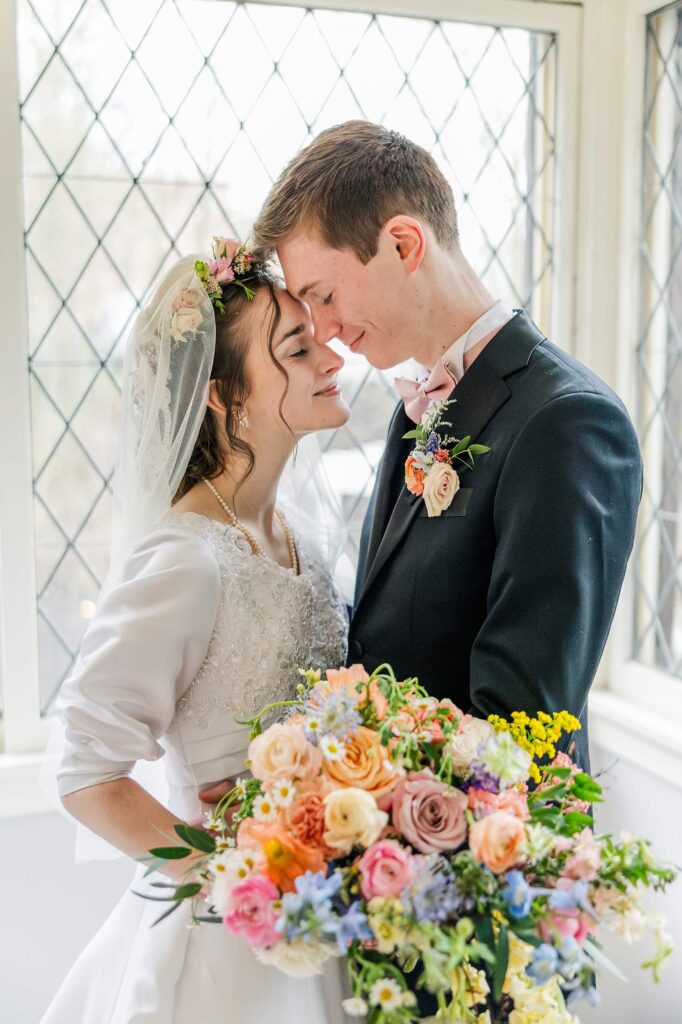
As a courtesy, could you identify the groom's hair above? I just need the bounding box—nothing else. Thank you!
[252,121,459,263]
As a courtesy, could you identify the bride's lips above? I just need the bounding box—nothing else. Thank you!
[349,331,365,352]
[314,380,341,397]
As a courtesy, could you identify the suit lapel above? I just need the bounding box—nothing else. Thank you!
[356,311,545,609]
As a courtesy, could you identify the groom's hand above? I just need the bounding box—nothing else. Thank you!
[198,777,235,805]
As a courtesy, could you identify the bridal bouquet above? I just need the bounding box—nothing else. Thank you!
[141,664,677,1024]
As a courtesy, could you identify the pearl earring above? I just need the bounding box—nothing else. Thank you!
[237,408,249,429]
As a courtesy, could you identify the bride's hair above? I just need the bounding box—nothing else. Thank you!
[174,267,285,501]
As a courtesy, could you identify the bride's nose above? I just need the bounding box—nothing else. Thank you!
[318,343,344,375]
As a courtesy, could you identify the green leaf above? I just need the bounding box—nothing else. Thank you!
[174,824,216,853]
[451,435,471,457]
[469,444,491,455]
[402,429,421,440]
[473,914,494,950]
[148,846,192,860]
[492,925,510,1003]
[561,811,594,833]
[174,882,203,900]
[584,938,629,982]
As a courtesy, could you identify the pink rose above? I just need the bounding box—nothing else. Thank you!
[391,769,468,854]
[468,788,530,821]
[563,829,602,882]
[468,811,527,873]
[212,235,241,264]
[223,875,281,948]
[358,839,415,900]
[539,907,594,946]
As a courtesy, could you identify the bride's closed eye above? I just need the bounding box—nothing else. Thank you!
[323,293,333,306]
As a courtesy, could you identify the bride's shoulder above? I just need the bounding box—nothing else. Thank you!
[122,516,222,593]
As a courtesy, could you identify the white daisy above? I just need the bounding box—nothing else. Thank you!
[342,996,369,1017]
[320,735,346,761]
[270,778,297,808]
[234,777,248,800]
[203,811,224,832]
[369,978,403,1011]
[253,793,278,821]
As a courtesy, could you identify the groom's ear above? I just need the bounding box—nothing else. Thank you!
[382,215,426,275]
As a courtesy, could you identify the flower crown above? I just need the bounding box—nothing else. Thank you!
[195,236,267,313]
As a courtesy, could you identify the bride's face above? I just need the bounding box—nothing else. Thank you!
[245,286,350,437]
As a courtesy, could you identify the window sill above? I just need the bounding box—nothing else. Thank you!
[588,689,682,787]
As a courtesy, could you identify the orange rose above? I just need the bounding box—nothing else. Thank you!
[284,778,337,855]
[237,819,324,893]
[323,726,399,807]
[468,811,527,874]
[405,456,425,496]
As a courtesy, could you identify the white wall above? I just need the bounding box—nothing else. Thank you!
[1,746,679,1024]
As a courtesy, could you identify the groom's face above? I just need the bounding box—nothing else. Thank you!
[277,230,417,370]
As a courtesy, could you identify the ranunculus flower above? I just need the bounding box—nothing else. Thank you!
[391,768,468,854]
[237,819,324,892]
[358,839,415,900]
[323,787,388,854]
[170,306,203,341]
[563,828,602,882]
[323,726,399,806]
[256,936,332,977]
[423,463,459,516]
[222,875,281,948]
[405,455,425,496]
[248,723,322,784]
[469,811,527,873]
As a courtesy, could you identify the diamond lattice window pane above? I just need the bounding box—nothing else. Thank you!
[17,0,556,712]
[633,2,682,676]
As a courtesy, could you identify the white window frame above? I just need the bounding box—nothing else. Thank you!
[587,0,682,784]
[0,0,582,816]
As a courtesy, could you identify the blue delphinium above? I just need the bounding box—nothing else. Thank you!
[549,879,591,913]
[501,871,533,919]
[336,901,373,951]
[527,943,560,984]
[304,690,362,745]
[402,854,467,924]
[277,870,344,945]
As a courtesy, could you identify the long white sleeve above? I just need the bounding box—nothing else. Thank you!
[56,525,221,797]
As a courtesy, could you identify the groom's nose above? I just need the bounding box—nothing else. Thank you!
[310,305,342,346]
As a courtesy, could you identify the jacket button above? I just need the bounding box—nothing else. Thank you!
[350,639,364,660]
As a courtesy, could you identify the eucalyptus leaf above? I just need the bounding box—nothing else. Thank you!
[174,824,216,853]
[149,846,192,860]
[174,882,203,900]
[151,900,184,927]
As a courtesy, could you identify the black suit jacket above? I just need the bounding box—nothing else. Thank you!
[348,312,643,773]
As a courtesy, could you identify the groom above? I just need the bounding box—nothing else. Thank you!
[248,120,643,777]
[200,119,641,797]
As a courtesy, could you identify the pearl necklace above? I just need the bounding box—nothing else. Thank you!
[201,478,299,576]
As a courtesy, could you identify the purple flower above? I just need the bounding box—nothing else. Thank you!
[426,432,439,455]
[402,854,467,923]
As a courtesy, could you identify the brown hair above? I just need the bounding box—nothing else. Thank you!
[252,120,459,263]
[174,269,285,502]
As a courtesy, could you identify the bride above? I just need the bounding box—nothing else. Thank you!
[40,238,351,1023]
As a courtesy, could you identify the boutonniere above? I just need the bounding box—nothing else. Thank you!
[402,399,490,517]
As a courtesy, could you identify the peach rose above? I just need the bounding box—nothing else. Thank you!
[469,811,527,873]
[237,819,324,893]
[423,463,460,517]
[405,456,425,496]
[248,723,322,784]
[323,726,399,806]
[323,665,388,721]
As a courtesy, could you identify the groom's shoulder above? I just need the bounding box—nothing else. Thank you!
[517,335,628,418]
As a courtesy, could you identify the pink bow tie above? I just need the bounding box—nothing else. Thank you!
[395,359,456,423]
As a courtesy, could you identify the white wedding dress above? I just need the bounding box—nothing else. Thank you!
[41,509,349,1024]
